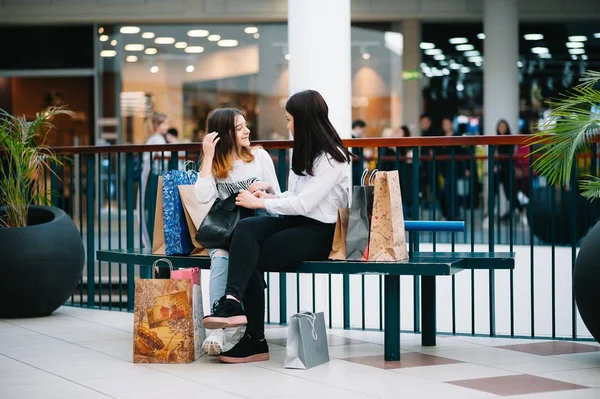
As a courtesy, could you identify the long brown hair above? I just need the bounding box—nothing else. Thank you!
[146,112,168,137]
[205,108,255,178]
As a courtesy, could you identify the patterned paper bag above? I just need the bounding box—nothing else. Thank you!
[367,171,409,262]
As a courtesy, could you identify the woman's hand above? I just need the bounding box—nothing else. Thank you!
[202,132,220,159]
[236,190,265,209]
[253,191,276,199]
[249,181,274,194]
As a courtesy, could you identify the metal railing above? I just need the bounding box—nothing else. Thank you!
[46,135,598,341]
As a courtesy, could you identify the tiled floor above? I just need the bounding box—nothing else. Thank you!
[1,307,600,399]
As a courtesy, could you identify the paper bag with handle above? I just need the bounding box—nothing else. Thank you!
[329,208,350,260]
[345,169,377,261]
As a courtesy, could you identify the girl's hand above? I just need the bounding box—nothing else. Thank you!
[249,181,273,194]
[236,190,265,209]
[202,132,220,159]
[253,191,276,199]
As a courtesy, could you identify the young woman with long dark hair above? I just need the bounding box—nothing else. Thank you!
[202,90,353,363]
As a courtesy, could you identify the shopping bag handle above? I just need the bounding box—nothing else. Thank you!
[152,258,174,278]
[360,169,379,186]
[294,311,318,341]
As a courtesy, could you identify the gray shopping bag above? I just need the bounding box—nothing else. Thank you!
[283,311,329,370]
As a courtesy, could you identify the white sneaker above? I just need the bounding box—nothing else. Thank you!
[202,329,225,356]
[223,326,246,352]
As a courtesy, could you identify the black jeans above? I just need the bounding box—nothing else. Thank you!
[225,215,336,338]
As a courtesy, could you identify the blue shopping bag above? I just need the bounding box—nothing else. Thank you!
[162,170,198,255]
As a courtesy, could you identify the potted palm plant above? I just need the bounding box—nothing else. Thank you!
[0,107,84,318]
[531,70,600,342]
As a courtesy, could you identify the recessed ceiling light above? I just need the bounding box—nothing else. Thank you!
[456,83,464,91]
[125,55,138,62]
[155,37,175,44]
[450,63,462,70]
[456,44,475,51]
[362,53,371,60]
[188,29,209,37]
[531,47,549,54]
[142,32,155,39]
[244,27,259,34]
[517,61,523,67]
[439,60,449,66]
[98,27,104,34]
[420,42,435,50]
[468,56,483,63]
[594,33,600,38]
[185,46,204,53]
[253,33,260,39]
[569,35,587,42]
[475,61,482,66]
[100,50,116,57]
[461,66,471,73]
[124,44,145,51]
[566,42,584,48]
[186,65,195,73]
[120,26,140,34]
[144,48,158,55]
[424,49,442,55]
[99,35,109,42]
[464,50,480,57]
[218,39,238,47]
[442,68,450,75]
[524,34,544,41]
[110,39,117,46]
[433,54,445,60]
[175,42,188,49]
[568,48,585,54]
[208,34,221,42]
[582,54,588,60]
[449,37,468,44]
[539,53,552,59]
[571,54,578,60]
[477,33,485,39]
[150,66,159,73]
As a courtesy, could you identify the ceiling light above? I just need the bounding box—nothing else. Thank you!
[450,63,462,70]
[477,33,485,39]
[594,33,600,38]
[531,47,549,54]
[524,34,544,41]
[517,61,523,67]
[142,32,155,39]
[186,65,195,73]
[174,42,188,49]
[582,54,588,60]
[98,27,104,34]
[218,39,238,47]
[425,49,442,55]
[254,33,260,39]
[569,48,585,54]
[571,55,578,60]
[566,42,584,48]
[110,39,117,46]
[145,48,158,55]
[100,50,116,57]
[456,44,475,51]
[475,61,482,66]
[150,66,159,73]
[188,29,209,37]
[457,83,464,91]
[125,55,138,62]
[439,60,449,66]
[420,42,435,50]
[185,46,204,53]
[244,27,258,34]
[449,37,468,44]
[120,26,140,34]
[285,53,291,60]
[99,35,109,42]
[442,68,450,75]
[460,66,471,73]
[569,35,587,42]
[155,37,175,44]
[468,56,483,63]
[433,54,445,60]
[539,53,552,59]
[362,53,371,60]
[208,34,221,42]
[125,44,145,51]
[464,50,480,57]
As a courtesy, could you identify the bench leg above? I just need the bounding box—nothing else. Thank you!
[384,275,401,361]
[421,276,436,346]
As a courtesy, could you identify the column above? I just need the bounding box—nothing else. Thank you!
[402,19,421,135]
[390,22,404,130]
[288,0,352,138]
[483,0,519,135]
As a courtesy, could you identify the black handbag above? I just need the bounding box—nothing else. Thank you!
[195,194,241,250]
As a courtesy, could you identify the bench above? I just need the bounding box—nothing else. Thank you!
[96,248,514,361]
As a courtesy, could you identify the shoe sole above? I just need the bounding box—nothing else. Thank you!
[218,353,269,364]
[203,315,247,330]
[202,339,223,356]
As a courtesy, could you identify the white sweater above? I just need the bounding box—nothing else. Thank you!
[265,153,350,224]
[194,148,281,203]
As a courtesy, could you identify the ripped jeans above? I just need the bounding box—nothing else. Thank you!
[207,209,271,306]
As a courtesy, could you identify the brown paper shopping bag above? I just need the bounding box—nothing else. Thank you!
[329,208,350,260]
[177,185,214,257]
[133,277,204,363]
[367,171,409,262]
[152,176,165,254]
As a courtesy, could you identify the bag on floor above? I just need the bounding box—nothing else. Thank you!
[283,311,329,370]
[133,259,205,364]
[346,169,377,261]
[329,208,350,260]
[367,170,408,262]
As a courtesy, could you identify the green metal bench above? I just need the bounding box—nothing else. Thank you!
[96,248,514,361]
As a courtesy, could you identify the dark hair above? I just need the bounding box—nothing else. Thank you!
[205,108,255,178]
[419,114,430,121]
[285,90,352,176]
[167,127,178,137]
[352,119,366,129]
[400,125,411,137]
[496,119,512,135]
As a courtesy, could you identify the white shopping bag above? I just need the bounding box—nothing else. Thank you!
[284,311,329,370]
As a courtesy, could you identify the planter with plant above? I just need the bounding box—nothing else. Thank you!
[531,70,600,342]
[0,107,84,318]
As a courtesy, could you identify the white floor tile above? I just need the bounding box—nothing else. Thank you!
[553,353,600,367]
[394,362,520,382]
[535,367,600,388]
[0,354,35,371]
[507,388,600,399]
[0,380,107,399]
[484,355,597,374]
